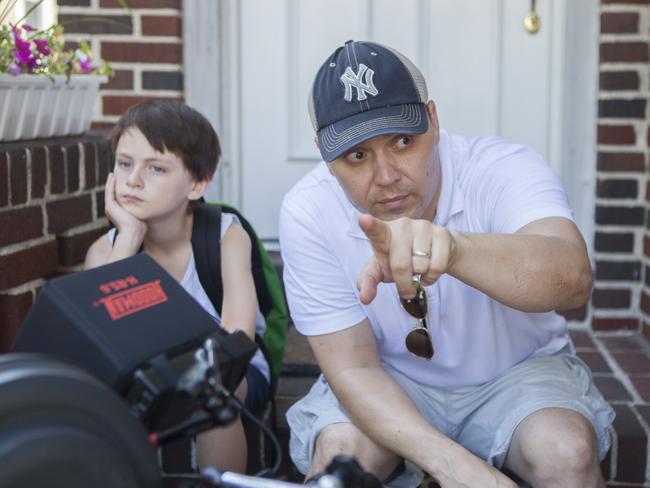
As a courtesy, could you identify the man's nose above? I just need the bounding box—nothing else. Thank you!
[374,153,401,186]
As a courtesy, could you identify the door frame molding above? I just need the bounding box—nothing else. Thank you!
[184,0,599,250]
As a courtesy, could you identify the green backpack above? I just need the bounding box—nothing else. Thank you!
[191,201,288,390]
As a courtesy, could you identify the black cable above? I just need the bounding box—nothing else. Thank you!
[229,394,283,478]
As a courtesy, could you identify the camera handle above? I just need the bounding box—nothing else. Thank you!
[201,455,381,488]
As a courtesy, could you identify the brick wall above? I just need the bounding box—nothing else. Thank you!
[0,135,113,351]
[57,0,184,128]
[595,0,650,337]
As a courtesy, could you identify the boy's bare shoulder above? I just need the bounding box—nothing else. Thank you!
[220,222,252,259]
[84,233,111,269]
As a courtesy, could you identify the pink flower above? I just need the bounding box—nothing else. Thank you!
[22,24,35,32]
[79,58,93,73]
[7,62,21,76]
[34,39,50,55]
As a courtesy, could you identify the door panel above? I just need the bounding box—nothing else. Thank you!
[237,0,569,239]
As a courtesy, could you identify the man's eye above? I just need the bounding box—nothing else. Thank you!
[151,165,166,173]
[397,135,412,147]
[116,160,131,168]
[347,151,365,161]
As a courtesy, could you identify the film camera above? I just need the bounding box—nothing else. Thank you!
[2,254,381,488]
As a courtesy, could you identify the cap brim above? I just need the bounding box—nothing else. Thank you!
[316,103,429,162]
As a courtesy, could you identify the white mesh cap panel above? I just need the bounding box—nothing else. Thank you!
[308,83,318,131]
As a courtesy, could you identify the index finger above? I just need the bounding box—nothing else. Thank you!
[358,214,391,255]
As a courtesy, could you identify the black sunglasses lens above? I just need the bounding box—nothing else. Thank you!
[401,287,427,318]
[405,328,434,359]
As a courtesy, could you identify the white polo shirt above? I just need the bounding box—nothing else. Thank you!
[279,130,576,387]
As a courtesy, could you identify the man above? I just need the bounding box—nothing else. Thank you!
[279,40,614,487]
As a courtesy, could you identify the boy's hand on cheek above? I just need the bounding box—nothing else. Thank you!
[105,173,147,239]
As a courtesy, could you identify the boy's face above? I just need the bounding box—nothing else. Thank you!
[113,127,207,221]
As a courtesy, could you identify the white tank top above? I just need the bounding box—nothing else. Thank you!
[107,212,270,382]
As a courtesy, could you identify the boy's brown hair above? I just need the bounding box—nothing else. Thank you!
[111,100,221,182]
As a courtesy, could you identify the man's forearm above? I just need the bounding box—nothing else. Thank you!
[449,230,592,312]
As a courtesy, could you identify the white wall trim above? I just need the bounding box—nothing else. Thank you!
[183,0,241,204]
[561,0,599,256]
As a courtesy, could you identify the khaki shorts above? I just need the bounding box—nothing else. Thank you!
[286,349,615,487]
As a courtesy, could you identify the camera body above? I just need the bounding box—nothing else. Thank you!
[13,253,256,431]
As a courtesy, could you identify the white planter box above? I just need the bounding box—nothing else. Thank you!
[0,74,105,142]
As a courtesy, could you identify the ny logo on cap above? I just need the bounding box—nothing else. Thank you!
[340,64,379,102]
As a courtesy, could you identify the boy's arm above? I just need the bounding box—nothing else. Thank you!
[84,173,147,269]
[219,223,258,340]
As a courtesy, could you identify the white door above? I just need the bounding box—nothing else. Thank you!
[210,0,597,243]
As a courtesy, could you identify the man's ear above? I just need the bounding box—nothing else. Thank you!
[314,137,319,149]
[188,179,210,201]
[426,100,440,143]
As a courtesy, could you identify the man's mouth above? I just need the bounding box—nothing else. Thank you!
[378,195,408,207]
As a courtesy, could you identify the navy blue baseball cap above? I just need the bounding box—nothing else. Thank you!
[309,40,429,162]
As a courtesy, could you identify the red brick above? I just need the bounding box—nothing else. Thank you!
[100,69,133,91]
[58,226,109,267]
[58,14,132,35]
[630,377,650,402]
[612,404,647,482]
[592,288,631,309]
[97,140,113,184]
[31,146,47,199]
[642,291,650,315]
[0,240,59,289]
[644,322,650,342]
[90,121,116,131]
[102,95,182,116]
[100,0,179,7]
[598,98,646,119]
[601,12,639,34]
[612,351,650,375]
[596,178,638,199]
[96,190,106,218]
[645,235,650,256]
[597,124,636,145]
[0,152,7,207]
[600,70,640,91]
[65,143,80,193]
[598,152,645,171]
[595,231,634,253]
[0,291,33,352]
[46,195,93,235]
[84,142,97,189]
[101,41,182,64]
[592,317,640,332]
[576,351,612,373]
[9,149,27,205]
[141,15,182,37]
[48,144,66,194]
[0,207,43,247]
[600,42,649,63]
[63,41,80,52]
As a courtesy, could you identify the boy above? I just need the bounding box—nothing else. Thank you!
[85,100,269,473]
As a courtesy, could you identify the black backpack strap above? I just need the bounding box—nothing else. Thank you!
[220,206,272,317]
[191,202,224,315]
